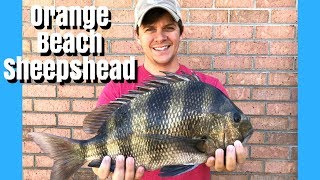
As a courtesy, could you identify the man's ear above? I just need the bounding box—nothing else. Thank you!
[135,30,141,45]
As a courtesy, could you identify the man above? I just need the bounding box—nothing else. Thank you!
[92,0,246,179]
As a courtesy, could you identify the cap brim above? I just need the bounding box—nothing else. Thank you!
[135,5,180,28]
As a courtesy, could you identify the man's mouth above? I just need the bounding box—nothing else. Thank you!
[153,45,170,51]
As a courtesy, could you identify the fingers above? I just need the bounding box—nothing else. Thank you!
[205,156,215,168]
[225,145,236,171]
[234,140,246,164]
[125,157,135,180]
[134,166,145,180]
[113,155,125,180]
[214,149,225,172]
[94,156,111,180]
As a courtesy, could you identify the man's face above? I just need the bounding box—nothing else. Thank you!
[137,12,182,66]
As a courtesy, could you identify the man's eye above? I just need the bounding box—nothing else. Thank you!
[165,27,175,31]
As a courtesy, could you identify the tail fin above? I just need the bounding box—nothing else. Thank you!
[29,132,86,180]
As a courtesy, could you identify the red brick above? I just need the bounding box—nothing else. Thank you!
[95,0,132,8]
[229,73,267,85]
[58,114,86,127]
[257,0,296,8]
[189,41,227,54]
[272,10,297,23]
[236,160,263,172]
[269,73,297,86]
[211,175,248,179]
[178,41,188,54]
[267,102,297,116]
[23,0,53,6]
[255,57,295,70]
[214,26,253,39]
[214,56,252,69]
[23,99,33,111]
[184,26,213,39]
[215,0,253,8]
[251,175,287,180]
[23,155,34,167]
[111,40,142,54]
[23,23,53,38]
[265,161,297,173]
[227,87,250,100]
[226,87,251,100]
[56,0,92,6]
[23,113,56,126]
[72,99,96,112]
[288,117,297,130]
[230,41,268,55]
[178,56,212,70]
[23,8,30,22]
[23,127,33,141]
[23,54,55,62]
[179,0,213,8]
[190,10,228,23]
[291,147,297,160]
[98,25,134,39]
[35,155,53,167]
[96,85,106,98]
[58,85,94,98]
[230,10,269,23]
[23,169,51,180]
[34,128,71,138]
[252,88,291,100]
[204,72,227,85]
[291,88,297,101]
[73,128,96,140]
[234,102,265,115]
[247,131,264,144]
[251,146,289,159]
[256,26,295,39]
[23,40,31,53]
[270,42,297,55]
[251,117,288,130]
[34,99,70,112]
[112,10,134,23]
[23,84,56,97]
[266,132,297,145]
[23,141,41,153]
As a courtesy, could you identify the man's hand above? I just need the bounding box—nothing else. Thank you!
[205,140,246,171]
[92,155,145,180]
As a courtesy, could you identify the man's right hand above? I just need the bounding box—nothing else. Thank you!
[92,155,145,180]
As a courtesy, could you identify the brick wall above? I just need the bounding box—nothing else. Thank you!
[22,0,298,179]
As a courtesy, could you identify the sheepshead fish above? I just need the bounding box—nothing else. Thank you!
[29,72,253,180]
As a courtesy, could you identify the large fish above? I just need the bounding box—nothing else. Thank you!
[29,72,253,180]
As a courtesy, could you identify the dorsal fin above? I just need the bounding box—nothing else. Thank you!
[83,71,200,134]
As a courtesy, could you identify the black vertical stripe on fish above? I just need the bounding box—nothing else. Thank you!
[145,84,173,164]
[114,104,133,158]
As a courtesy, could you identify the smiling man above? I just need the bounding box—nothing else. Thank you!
[92,0,246,179]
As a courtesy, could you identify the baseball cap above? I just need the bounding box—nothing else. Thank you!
[134,0,182,28]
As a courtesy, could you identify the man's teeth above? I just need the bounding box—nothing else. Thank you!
[153,46,169,51]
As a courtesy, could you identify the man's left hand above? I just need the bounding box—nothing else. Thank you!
[205,140,246,171]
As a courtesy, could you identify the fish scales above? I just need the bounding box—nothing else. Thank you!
[29,72,253,179]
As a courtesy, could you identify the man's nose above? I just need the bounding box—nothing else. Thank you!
[154,30,167,43]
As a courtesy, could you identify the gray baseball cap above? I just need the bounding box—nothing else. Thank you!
[134,0,182,28]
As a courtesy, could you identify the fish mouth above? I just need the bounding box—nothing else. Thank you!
[242,128,254,144]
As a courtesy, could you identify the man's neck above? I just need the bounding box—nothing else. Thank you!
[143,58,180,76]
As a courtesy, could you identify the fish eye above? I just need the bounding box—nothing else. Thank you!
[233,113,241,123]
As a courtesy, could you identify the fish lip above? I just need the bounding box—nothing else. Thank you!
[242,128,254,144]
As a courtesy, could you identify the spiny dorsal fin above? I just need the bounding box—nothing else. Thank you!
[83,71,200,134]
